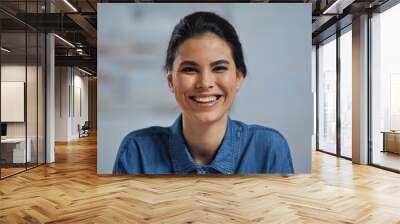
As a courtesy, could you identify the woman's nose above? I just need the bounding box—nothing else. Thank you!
[195,70,214,89]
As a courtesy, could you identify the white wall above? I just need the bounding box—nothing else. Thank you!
[55,67,69,141]
[55,67,89,141]
[1,65,37,137]
[1,65,27,141]
[72,72,89,138]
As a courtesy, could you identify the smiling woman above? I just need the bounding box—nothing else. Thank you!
[112,11,294,174]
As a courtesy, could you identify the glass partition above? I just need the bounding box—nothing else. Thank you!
[26,0,44,170]
[0,1,46,179]
[1,31,28,177]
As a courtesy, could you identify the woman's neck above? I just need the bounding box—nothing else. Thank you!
[182,115,228,166]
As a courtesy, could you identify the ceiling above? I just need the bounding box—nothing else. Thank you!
[0,0,392,75]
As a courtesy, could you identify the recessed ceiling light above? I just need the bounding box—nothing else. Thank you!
[63,0,78,12]
[54,34,75,48]
[322,0,354,15]
[1,47,11,53]
[78,67,93,76]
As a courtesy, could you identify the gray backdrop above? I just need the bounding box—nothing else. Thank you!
[98,3,312,174]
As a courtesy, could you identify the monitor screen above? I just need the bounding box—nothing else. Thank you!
[1,123,7,137]
[97,3,312,175]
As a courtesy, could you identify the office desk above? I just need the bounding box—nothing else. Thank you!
[382,131,400,154]
[1,138,31,163]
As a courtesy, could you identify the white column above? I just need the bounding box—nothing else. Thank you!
[352,14,369,164]
[46,1,55,163]
[46,33,55,163]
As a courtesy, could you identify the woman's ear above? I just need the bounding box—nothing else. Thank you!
[167,71,174,92]
[236,71,244,91]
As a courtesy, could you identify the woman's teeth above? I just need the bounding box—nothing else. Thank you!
[192,96,218,103]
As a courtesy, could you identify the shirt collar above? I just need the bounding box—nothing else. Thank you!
[168,114,240,174]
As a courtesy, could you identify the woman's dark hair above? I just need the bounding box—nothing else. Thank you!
[164,11,247,78]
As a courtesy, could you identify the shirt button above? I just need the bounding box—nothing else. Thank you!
[198,168,207,174]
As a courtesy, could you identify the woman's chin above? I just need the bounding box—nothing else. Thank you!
[190,112,226,124]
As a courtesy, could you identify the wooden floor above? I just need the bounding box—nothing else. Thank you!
[1,135,400,223]
[1,163,45,178]
[372,150,400,171]
[0,167,26,178]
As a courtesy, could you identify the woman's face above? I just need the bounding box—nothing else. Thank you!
[167,32,244,124]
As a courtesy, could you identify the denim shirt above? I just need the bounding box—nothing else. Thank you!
[113,115,294,174]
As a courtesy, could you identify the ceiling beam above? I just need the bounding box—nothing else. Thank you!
[322,0,356,14]
[67,13,97,47]
[55,55,96,72]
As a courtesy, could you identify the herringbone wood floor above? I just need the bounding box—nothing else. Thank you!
[1,134,400,224]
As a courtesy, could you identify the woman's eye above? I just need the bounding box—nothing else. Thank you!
[213,66,228,73]
[180,67,198,73]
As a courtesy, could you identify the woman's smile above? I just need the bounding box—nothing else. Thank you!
[188,94,223,108]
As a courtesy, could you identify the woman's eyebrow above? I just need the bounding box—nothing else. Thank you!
[179,60,198,67]
[210,59,229,67]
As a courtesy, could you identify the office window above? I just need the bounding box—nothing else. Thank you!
[318,35,337,155]
[339,27,352,158]
[371,3,400,171]
[312,46,317,150]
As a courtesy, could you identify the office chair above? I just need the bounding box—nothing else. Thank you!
[79,121,90,138]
